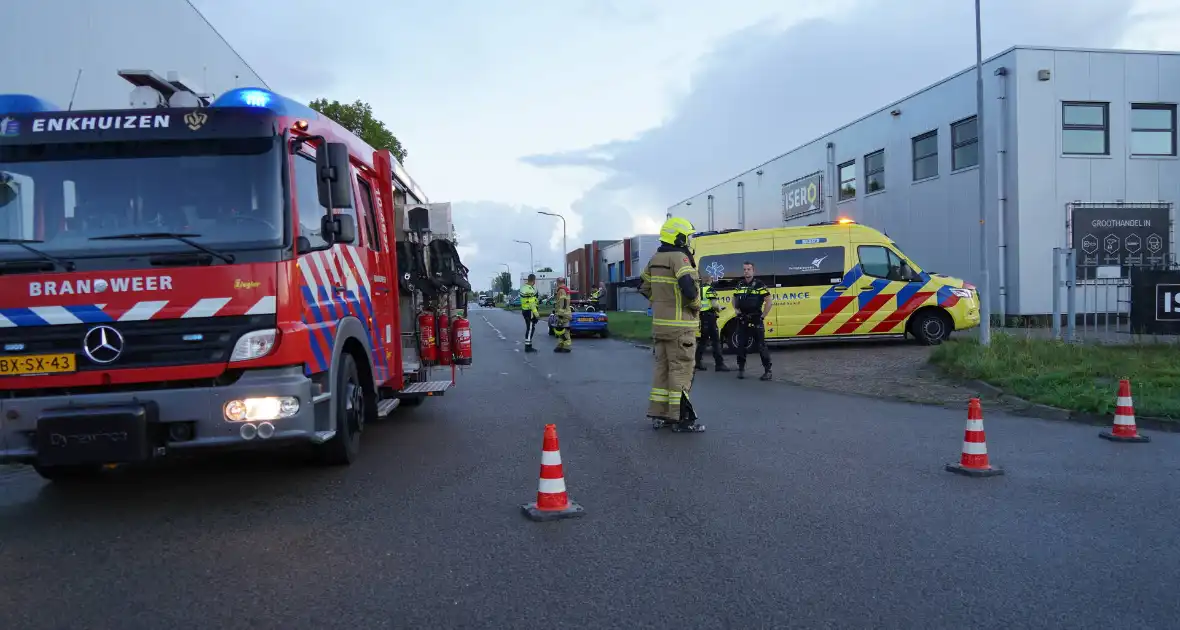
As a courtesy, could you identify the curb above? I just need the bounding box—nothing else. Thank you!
[957,377,1180,433]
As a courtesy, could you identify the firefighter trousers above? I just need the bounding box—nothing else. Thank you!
[553,315,572,350]
[648,330,696,420]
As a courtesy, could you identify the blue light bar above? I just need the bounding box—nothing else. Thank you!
[0,94,59,115]
[210,87,319,119]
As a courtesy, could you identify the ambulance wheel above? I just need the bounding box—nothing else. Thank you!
[317,353,364,466]
[910,309,952,345]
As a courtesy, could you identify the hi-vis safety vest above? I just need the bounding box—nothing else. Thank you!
[700,285,720,313]
[520,284,539,314]
[640,249,701,340]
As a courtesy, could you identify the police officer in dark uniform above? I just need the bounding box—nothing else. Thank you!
[695,279,730,372]
[732,261,773,381]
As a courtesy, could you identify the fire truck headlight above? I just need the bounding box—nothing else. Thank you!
[224,397,300,422]
[230,329,278,362]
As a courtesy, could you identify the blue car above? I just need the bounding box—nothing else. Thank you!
[548,310,609,337]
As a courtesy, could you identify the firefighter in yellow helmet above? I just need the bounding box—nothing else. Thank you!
[552,277,573,353]
[639,216,704,433]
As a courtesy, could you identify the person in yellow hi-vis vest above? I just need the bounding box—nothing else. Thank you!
[552,277,573,353]
[695,279,730,372]
[519,273,540,353]
[639,216,704,433]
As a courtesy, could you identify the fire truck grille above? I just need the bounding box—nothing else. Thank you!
[0,315,278,371]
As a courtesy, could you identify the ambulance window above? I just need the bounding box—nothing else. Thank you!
[355,176,381,252]
[293,154,328,249]
[772,246,845,288]
[858,245,907,281]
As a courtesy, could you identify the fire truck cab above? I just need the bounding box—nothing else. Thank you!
[0,70,470,481]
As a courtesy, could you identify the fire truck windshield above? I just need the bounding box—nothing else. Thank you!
[0,136,283,260]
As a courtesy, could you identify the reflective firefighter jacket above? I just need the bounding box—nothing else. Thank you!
[640,247,700,340]
[554,287,572,323]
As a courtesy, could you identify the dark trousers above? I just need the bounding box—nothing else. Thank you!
[735,316,771,371]
[695,312,724,367]
[523,311,538,344]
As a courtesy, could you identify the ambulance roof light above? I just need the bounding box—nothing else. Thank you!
[837,218,856,224]
[210,88,320,119]
[0,94,59,115]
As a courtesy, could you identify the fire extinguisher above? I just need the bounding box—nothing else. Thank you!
[418,311,437,364]
[437,311,452,366]
[452,313,473,366]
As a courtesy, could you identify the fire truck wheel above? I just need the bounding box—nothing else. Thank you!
[33,464,104,483]
[318,353,365,466]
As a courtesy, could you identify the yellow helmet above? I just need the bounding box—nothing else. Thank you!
[659,216,695,248]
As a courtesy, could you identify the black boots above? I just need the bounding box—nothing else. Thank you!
[737,367,770,380]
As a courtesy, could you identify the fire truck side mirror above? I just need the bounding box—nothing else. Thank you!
[315,142,354,210]
[321,213,357,245]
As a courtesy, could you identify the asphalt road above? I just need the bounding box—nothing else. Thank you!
[2,305,1179,629]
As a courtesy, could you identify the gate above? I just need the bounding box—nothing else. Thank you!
[1051,201,1176,342]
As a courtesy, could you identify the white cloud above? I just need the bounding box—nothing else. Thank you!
[526,0,1145,234]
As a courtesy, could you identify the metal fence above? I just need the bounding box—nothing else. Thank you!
[1050,248,1180,343]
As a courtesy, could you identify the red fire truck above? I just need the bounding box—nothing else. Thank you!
[0,70,472,481]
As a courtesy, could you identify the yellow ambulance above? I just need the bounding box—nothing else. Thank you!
[693,219,980,349]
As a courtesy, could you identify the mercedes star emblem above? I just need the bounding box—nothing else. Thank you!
[82,325,125,364]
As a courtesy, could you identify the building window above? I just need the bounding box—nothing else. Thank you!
[912,130,938,181]
[951,116,979,170]
[1130,103,1177,157]
[1062,101,1109,155]
[864,150,885,193]
[838,160,856,201]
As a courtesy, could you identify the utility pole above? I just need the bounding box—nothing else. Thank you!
[975,0,992,345]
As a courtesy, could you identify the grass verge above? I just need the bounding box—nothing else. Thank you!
[930,333,1180,419]
[605,311,652,343]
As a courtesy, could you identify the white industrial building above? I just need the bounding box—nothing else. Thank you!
[2,0,266,110]
[668,46,1180,319]
[518,270,560,298]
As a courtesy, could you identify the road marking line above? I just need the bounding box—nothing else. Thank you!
[480,316,507,340]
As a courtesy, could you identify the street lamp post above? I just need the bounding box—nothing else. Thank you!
[514,239,534,275]
[537,211,568,279]
[974,0,992,346]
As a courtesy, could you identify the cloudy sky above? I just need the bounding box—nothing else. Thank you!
[191,0,1179,290]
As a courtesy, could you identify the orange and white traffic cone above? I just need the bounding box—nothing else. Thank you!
[522,424,585,522]
[945,398,1004,477]
[1100,379,1151,443]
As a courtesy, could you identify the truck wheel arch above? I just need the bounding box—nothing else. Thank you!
[327,317,379,431]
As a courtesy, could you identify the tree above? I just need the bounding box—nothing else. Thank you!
[308,98,408,164]
[494,271,513,295]
[536,266,554,273]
